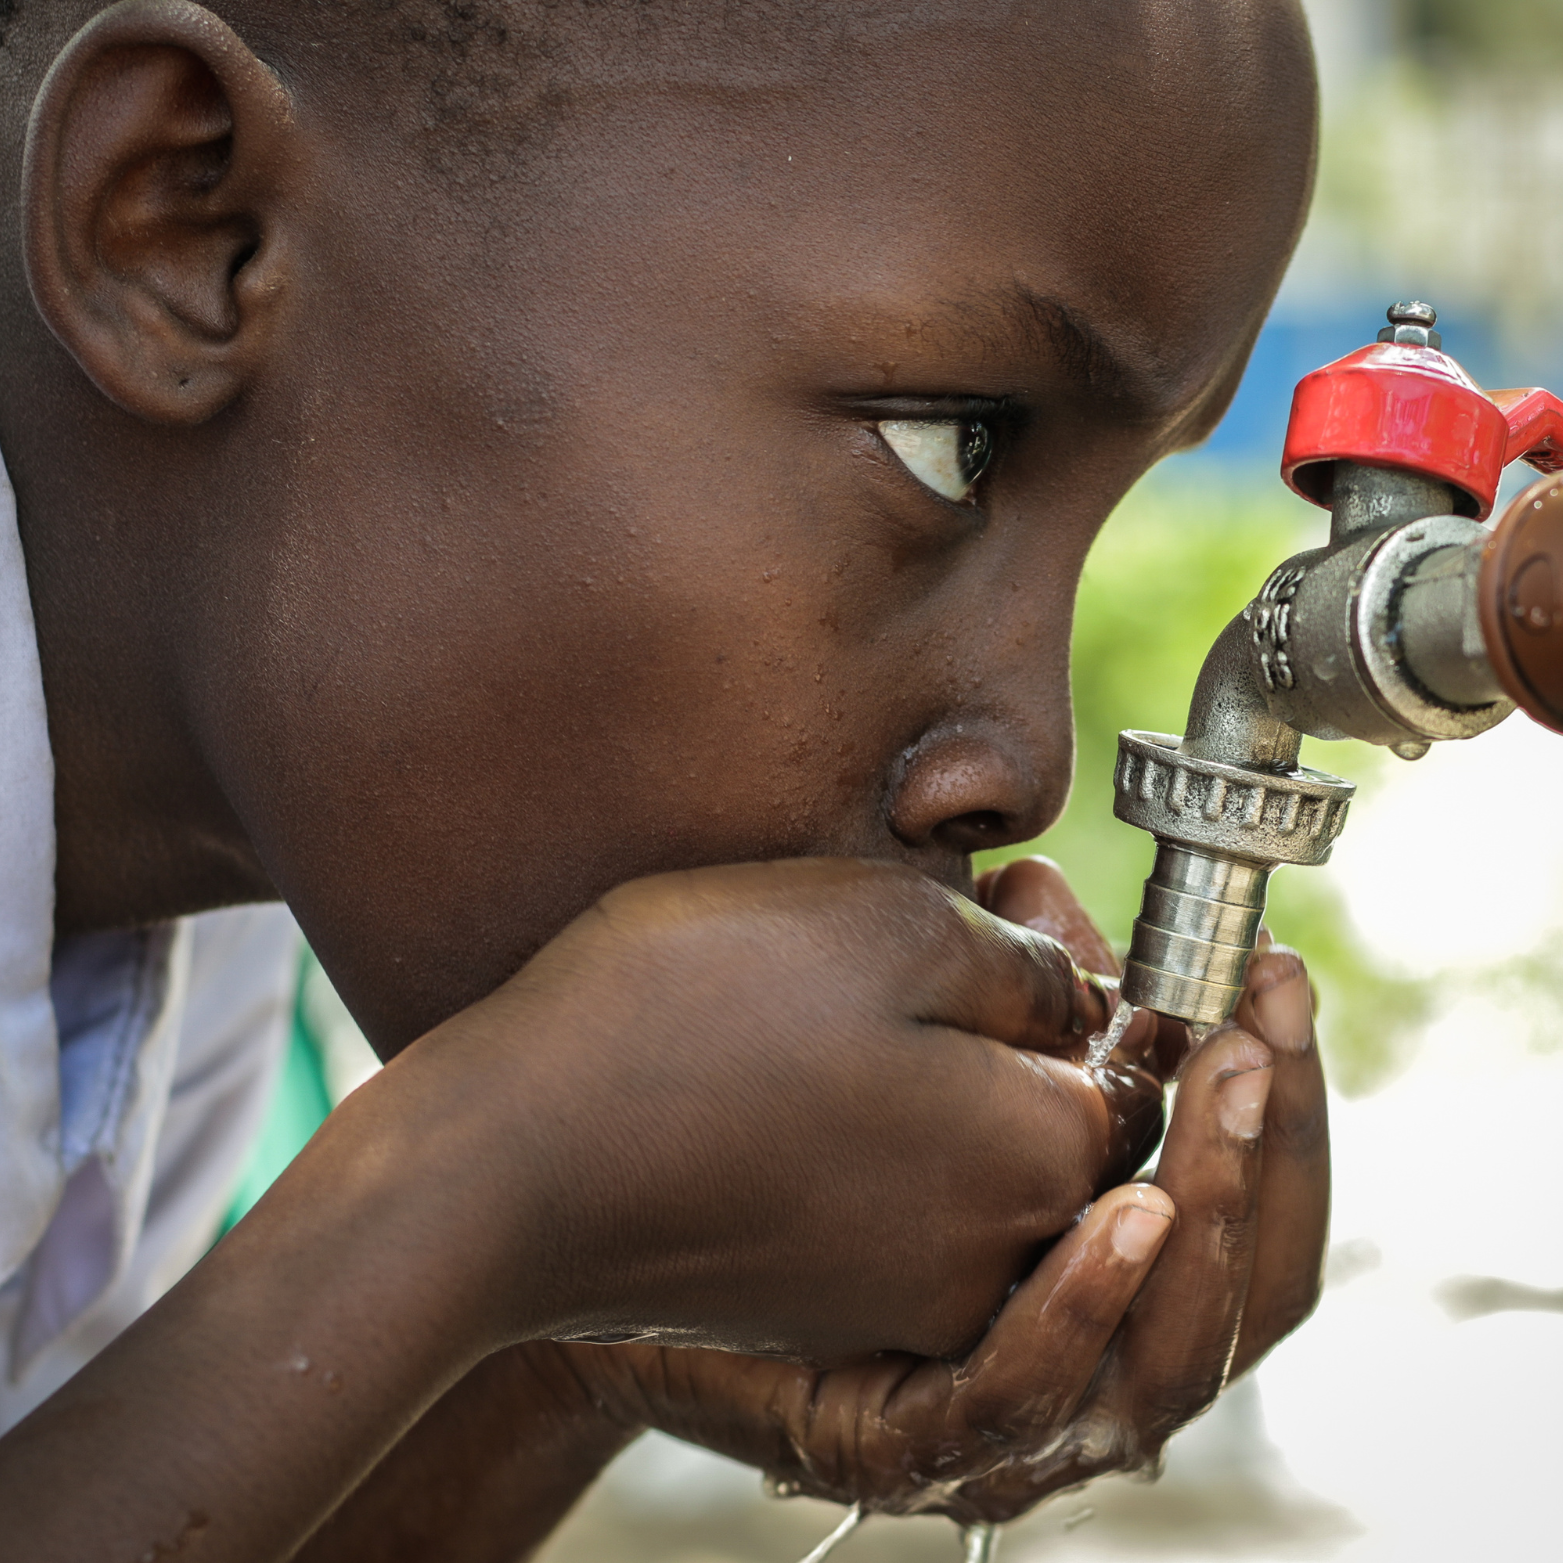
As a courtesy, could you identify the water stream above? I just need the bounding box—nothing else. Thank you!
[791,1507,1003,1562]
[795,1503,863,1563]
[962,1521,1001,1561]
[1086,996,1137,1069]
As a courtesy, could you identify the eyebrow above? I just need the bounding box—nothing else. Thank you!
[944,282,1161,412]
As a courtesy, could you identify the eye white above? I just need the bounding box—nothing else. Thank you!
[878,419,986,503]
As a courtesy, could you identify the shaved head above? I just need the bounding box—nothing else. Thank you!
[4,1,1312,178]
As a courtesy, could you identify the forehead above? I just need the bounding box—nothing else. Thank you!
[397,0,1313,429]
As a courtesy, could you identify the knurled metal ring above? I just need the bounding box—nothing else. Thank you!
[1112,730,1355,867]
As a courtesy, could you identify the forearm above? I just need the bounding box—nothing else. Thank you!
[295,1344,642,1563]
[0,1062,538,1562]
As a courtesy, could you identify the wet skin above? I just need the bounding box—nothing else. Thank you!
[0,1,1327,1558]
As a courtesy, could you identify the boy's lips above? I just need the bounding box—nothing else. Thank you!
[806,834,978,900]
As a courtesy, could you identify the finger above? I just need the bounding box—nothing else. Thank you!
[1229,949,1329,1377]
[982,857,1119,977]
[1096,1027,1272,1444]
[944,1033,1272,1524]
[973,865,1004,910]
[914,885,1111,1054]
[816,1184,1177,1518]
[1091,1050,1167,1185]
[939,1184,1175,1443]
[592,1193,1177,1519]
[926,1034,1166,1228]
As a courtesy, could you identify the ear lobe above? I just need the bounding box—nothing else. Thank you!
[21,0,298,425]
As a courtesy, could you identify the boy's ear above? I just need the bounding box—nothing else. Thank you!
[21,0,299,425]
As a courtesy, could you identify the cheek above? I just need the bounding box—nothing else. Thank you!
[227,420,939,888]
[404,406,978,843]
[212,340,1107,1043]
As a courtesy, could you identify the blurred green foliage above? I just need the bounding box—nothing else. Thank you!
[1400,0,1563,74]
[976,466,1431,1096]
[1476,942,1563,1053]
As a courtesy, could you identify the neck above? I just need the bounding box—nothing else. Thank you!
[1,381,275,935]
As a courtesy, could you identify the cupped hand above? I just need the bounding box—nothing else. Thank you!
[407,857,1163,1362]
[548,859,1328,1522]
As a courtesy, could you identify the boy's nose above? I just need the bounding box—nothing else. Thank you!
[887,725,1059,854]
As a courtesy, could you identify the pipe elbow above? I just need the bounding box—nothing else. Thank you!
[1179,614,1303,772]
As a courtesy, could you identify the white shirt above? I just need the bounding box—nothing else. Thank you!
[0,448,300,1430]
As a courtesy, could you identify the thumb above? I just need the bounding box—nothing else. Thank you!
[950,1182,1175,1442]
[909,887,1110,1055]
[981,857,1118,978]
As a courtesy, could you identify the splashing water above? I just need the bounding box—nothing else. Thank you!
[795,1503,864,1563]
[963,1522,1001,1562]
[1086,996,1136,1069]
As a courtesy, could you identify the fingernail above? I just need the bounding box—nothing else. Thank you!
[1218,1064,1272,1139]
[1250,952,1313,1056]
[1112,1204,1172,1264]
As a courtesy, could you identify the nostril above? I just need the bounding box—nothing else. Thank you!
[934,810,1012,851]
[887,725,1059,850]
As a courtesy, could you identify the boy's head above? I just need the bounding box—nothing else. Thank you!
[0,0,1315,1049]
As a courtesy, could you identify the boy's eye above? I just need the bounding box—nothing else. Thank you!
[877,419,994,504]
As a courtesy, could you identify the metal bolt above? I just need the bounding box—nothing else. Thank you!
[1378,300,1442,350]
[1388,301,1437,327]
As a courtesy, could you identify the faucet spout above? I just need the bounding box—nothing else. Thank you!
[1181,614,1303,772]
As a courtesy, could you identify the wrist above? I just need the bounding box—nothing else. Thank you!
[503,1340,650,1440]
[335,993,609,1352]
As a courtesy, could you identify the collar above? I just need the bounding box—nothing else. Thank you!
[0,447,188,1372]
[0,448,65,1286]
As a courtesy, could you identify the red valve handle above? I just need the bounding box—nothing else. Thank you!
[1280,334,1563,521]
[1489,388,1563,477]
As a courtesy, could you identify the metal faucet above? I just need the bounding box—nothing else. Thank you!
[1116,303,1563,1027]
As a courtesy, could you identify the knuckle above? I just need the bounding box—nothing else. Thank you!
[1138,1378,1223,1441]
[593,871,681,934]
[960,1387,1066,1449]
[1051,1290,1133,1343]
[1199,1192,1263,1249]
[1266,1098,1329,1160]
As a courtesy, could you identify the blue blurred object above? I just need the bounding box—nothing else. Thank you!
[1191,301,1514,466]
